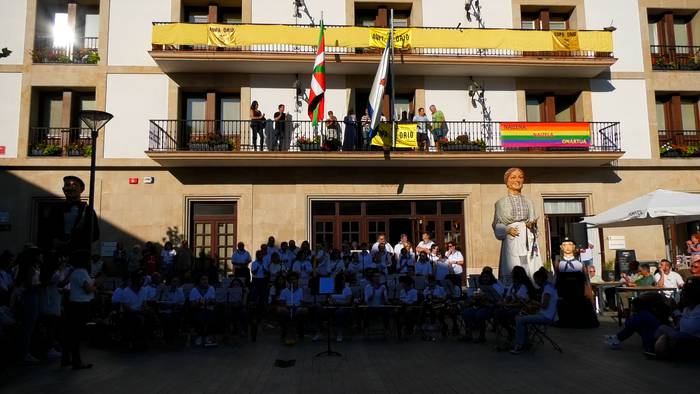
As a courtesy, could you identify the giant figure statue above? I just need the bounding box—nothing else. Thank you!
[492,168,542,282]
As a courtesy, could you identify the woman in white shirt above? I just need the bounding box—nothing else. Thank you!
[276,272,307,345]
[291,251,313,283]
[267,252,288,282]
[511,268,558,354]
[445,241,464,279]
[396,246,415,275]
[63,252,97,369]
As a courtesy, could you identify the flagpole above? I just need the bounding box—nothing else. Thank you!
[390,8,396,149]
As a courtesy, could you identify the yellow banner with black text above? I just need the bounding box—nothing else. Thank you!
[152,24,613,52]
[371,123,418,148]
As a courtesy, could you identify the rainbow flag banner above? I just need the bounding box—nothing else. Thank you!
[501,122,591,148]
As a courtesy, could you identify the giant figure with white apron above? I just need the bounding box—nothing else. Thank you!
[492,168,542,284]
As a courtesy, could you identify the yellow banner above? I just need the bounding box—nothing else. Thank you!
[152,24,613,52]
[395,123,418,148]
[371,123,393,147]
[552,30,580,51]
[207,24,237,46]
[369,28,411,49]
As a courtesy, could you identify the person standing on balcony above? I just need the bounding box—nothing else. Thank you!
[429,105,447,144]
[325,111,340,141]
[361,108,371,149]
[343,109,357,151]
[413,107,430,151]
[273,104,287,151]
[250,101,265,151]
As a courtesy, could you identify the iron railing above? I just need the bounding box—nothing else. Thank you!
[28,127,92,157]
[148,119,621,153]
[650,45,700,71]
[32,36,99,64]
[151,22,613,59]
[658,130,700,158]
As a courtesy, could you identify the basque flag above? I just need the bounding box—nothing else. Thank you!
[367,32,392,139]
[307,20,326,126]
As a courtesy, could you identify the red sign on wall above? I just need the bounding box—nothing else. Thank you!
[128,177,139,184]
[0,146,5,155]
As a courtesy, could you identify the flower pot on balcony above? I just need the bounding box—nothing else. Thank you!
[440,144,482,151]
[68,150,84,156]
[661,150,681,158]
[299,143,322,151]
[210,143,230,151]
[30,149,43,156]
[188,143,210,151]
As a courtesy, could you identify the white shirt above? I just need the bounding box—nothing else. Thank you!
[506,283,530,301]
[189,285,216,309]
[654,271,684,289]
[327,259,345,276]
[680,304,700,337]
[371,242,394,255]
[356,251,373,268]
[579,248,594,261]
[266,245,279,257]
[394,242,413,259]
[69,268,94,303]
[364,284,387,306]
[415,261,433,276]
[558,258,584,273]
[399,288,418,305]
[250,260,268,279]
[280,286,304,307]
[278,249,295,266]
[434,259,450,280]
[539,283,558,321]
[330,286,353,304]
[268,263,288,279]
[120,286,149,311]
[446,250,464,275]
[161,249,177,266]
[423,285,446,300]
[416,240,434,253]
[291,260,313,280]
[231,250,251,266]
[160,287,185,305]
[395,255,415,274]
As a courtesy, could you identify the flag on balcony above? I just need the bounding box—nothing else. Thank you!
[367,30,392,138]
[308,20,326,127]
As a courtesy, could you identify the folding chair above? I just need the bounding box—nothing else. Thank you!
[528,322,563,353]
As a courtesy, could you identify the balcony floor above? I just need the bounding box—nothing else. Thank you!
[149,51,616,78]
[146,150,624,168]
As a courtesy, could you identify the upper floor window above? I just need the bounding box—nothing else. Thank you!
[182,1,242,24]
[33,0,100,64]
[526,93,579,122]
[520,7,573,30]
[656,94,700,131]
[648,10,695,49]
[354,3,411,27]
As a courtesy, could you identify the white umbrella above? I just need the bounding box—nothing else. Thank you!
[582,189,700,259]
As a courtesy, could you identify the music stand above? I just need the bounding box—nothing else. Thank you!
[316,277,342,357]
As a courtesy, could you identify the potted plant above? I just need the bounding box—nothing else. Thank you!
[322,137,342,151]
[295,134,321,151]
[83,144,93,157]
[439,135,485,151]
[681,145,699,158]
[67,142,84,156]
[30,142,46,156]
[43,143,63,156]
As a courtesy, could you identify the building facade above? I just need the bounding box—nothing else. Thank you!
[1,0,699,276]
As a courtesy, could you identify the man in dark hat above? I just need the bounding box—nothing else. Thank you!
[45,176,100,259]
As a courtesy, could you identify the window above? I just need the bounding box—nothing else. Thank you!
[40,92,64,128]
[314,221,334,248]
[525,93,578,122]
[544,199,585,215]
[520,8,572,31]
[681,99,698,130]
[185,7,209,23]
[190,201,237,273]
[656,99,667,130]
[354,4,411,27]
[656,94,700,130]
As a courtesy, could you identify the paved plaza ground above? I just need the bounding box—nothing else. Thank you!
[1,317,697,394]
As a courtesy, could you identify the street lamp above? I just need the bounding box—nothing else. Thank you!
[79,110,113,249]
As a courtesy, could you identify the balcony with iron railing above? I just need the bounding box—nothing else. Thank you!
[28,127,92,157]
[146,119,623,167]
[658,130,700,158]
[149,23,616,77]
[650,45,700,71]
[32,36,99,64]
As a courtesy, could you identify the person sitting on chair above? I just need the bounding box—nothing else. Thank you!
[653,278,700,359]
[395,275,419,339]
[276,272,307,345]
[189,274,217,347]
[363,270,389,335]
[511,267,558,354]
[496,266,537,339]
[605,292,671,352]
[463,267,504,343]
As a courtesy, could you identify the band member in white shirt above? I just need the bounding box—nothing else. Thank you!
[275,272,307,345]
[292,251,313,283]
[249,250,269,306]
[158,276,185,345]
[395,276,419,339]
[415,252,433,276]
[363,270,390,334]
[267,252,288,281]
[421,275,447,340]
[231,242,252,282]
[329,273,353,342]
[189,274,217,347]
[278,241,295,268]
[396,246,415,275]
[371,233,394,255]
[327,249,346,277]
[415,232,435,254]
[394,234,413,261]
[265,236,279,257]
[445,241,464,278]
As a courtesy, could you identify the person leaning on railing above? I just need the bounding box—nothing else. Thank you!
[412,107,430,151]
[250,100,265,151]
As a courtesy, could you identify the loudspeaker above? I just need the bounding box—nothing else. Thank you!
[567,222,589,249]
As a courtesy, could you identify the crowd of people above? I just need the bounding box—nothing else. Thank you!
[248,100,448,152]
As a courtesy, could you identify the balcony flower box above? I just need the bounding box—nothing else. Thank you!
[299,143,322,151]
[67,150,84,156]
[439,135,486,152]
[441,144,482,151]
[322,138,341,151]
[660,143,700,158]
[210,143,230,151]
[295,134,322,151]
[188,143,210,151]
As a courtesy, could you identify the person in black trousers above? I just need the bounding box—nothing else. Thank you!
[62,250,98,370]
